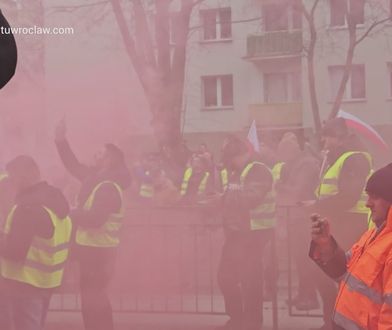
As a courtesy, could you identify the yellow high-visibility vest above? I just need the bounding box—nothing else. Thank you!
[1,205,72,289]
[180,167,210,196]
[76,181,124,248]
[240,162,275,231]
[0,172,8,181]
[272,162,284,181]
[139,171,154,198]
[367,211,375,230]
[220,168,229,192]
[139,183,154,198]
[317,151,372,214]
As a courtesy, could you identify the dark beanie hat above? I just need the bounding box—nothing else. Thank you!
[366,163,392,203]
[322,118,348,138]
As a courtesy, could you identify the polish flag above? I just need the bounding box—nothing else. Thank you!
[337,110,389,151]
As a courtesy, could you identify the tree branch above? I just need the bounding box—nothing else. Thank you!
[49,1,109,12]
[310,0,321,16]
[109,0,143,78]
[155,0,171,78]
[355,17,391,46]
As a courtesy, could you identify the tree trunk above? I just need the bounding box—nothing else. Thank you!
[306,15,322,137]
[110,0,194,153]
[329,10,357,119]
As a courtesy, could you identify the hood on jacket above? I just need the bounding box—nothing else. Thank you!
[76,161,132,207]
[15,181,70,219]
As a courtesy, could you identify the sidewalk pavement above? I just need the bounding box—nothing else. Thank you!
[44,309,323,330]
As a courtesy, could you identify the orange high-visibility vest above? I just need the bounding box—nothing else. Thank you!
[332,208,392,329]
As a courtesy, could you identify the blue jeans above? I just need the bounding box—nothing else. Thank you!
[0,290,51,330]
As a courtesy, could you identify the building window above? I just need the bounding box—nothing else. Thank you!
[263,72,302,103]
[330,0,365,27]
[202,75,233,108]
[200,8,232,41]
[329,65,366,100]
[263,1,302,32]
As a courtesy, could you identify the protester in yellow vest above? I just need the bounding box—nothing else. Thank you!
[214,135,274,330]
[0,155,71,330]
[275,132,321,311]
[180,154,211,203]
[314,118,372,245]
[55,121,131,330]
[311,118,372,330]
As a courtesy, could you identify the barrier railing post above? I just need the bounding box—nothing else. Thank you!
[271,229,278,330]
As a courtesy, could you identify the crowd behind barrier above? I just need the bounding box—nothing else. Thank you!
[45,203,331,330]
[47,142,321,322]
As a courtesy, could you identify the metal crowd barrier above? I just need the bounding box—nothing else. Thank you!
[280,205,323,318]
[49,206,278,329]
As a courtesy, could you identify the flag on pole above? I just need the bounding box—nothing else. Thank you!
[337,110,389,151]
[247,120,260,153]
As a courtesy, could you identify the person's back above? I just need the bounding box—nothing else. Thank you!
[216,136,274,330]
[0,155,71,330]
[275,134,321,311]
[315,119,371,248]
[310,119,372,330]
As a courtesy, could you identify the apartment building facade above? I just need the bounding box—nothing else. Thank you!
[182,0,392,140]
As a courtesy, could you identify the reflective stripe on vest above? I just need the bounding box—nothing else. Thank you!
[139,183,154,198]
[1,205,72,289]
[220,168,229,192]
[0,172,8,181]
[317,151,371,214]
[367,211,375,230]
[333,220,392,329]
[180,168,210,196]
[272,162,284,181]
[384,293,392,307]
[240,162,275,231]
[344,273,383,304]
[76,181,124,248]
[333,311,363,330]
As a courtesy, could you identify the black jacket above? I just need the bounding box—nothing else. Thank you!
[0,10,17,89]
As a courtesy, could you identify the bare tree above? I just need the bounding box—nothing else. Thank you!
[299,0,390,136]
[297,0,322,136]
[110,0,204,154]
[329,0,391,119]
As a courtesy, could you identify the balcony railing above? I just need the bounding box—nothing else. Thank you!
[249,102,303,127]
[246,30,303,59]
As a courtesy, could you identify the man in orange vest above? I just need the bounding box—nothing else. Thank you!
[310,163,392,330]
